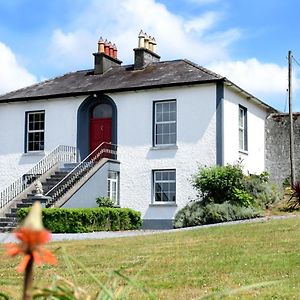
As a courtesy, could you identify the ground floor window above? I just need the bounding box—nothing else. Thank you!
[153,169,176,202]
[107,171,119,204]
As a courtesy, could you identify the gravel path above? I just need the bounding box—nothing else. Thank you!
[1,214,299,244]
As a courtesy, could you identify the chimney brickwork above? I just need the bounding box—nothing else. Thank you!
[93,37,122,74]
[134,30,160,70]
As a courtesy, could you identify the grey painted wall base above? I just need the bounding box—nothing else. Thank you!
[142,219,173,230]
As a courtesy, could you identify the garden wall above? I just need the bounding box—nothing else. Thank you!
[265,113,300,185]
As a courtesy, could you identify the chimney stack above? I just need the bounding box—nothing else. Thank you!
[134,30,160,70]
[93,37,122,75]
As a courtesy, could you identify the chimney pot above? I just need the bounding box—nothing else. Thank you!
[144,33,149,49]
[113,43,118,59]
[138,30,145,48]
[98,37,105,53]
[152,37,157,53]
[104,39,110,55]
[108,41,114,57]
[148,36,154,52]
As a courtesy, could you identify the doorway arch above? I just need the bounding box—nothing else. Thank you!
[77,94,117,160]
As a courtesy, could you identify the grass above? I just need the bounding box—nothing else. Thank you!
[1,217,300,299]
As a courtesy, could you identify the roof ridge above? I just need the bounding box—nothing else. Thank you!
[182,59,224,80]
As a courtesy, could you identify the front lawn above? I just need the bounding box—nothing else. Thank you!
[1,217,300,299]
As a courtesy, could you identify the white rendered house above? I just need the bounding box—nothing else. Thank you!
[0,33,276,229]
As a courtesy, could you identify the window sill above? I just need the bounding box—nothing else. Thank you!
[22,151,46,157]
[239,150,248,155]
[150,145,178,150]
[149,202,177,207]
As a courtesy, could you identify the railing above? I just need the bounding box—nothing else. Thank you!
[0,145,78,209]
[45,142,117,207]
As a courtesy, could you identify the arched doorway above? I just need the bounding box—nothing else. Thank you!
[90,103,112,152]
[77,95,117,160]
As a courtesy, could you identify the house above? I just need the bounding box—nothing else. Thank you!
[0,31,277,230]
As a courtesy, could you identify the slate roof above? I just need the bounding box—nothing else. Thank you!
[0,58,277,112]
[0,59,223,102]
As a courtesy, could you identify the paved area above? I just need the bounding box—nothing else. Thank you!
[0,215,299,244]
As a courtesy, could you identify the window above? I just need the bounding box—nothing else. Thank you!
[92,103,112,119]
[153,170,176,202]
[239,106,248,151]
[26,111,45,152]
[107,171,119,204]
[154,100,176,146]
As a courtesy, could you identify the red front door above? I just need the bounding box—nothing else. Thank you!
[90,118,112,153]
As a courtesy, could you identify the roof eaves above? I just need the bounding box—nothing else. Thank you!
[0,79,222,103]
[223,78,278,113]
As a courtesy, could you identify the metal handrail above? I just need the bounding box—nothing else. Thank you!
[45,142,117,206]
[0,145,78,209]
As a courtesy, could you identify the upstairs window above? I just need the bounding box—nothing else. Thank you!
[154,100,176,146]
[239,105,248,151]
[26,111,45,152]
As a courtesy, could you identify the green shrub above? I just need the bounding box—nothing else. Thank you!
[96,196,115,207]
[17,207,142,233]
[192,164,250,206]
[173,201,262,228]
[243,174,283,208]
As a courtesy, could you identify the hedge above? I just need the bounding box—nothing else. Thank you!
[17,207,142,233]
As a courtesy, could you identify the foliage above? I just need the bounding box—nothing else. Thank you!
[243,174,283,209]
[173,201,262,228]
[192,164,251,206]
[96,196,115,208]
[17,207,142,233]
[287,181,300,210]
[176,165,282,228]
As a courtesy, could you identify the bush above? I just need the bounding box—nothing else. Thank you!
[96,196,115,207]
[287,181,300,210]
[173,201,262,228]
[17,207,142,233]
[243,174,282,208]
[192,164,252,206]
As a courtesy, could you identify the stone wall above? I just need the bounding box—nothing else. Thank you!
[265,113,300,185]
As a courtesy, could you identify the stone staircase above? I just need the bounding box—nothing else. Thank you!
[0,142,118,232]
[0,163,78,232]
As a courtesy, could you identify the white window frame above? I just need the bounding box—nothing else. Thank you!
[153,169,176,203]
[26,111,45,153]
[107,171,119,205]
[154,100,176,146]
[239,105,248,151]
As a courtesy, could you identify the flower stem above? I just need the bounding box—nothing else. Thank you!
[23,255,34,300]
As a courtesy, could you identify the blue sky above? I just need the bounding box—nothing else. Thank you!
[0,0,300,111]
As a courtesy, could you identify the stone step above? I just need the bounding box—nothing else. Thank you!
[0,226,16,233]
[5,212,17,218]
[16,203,31,209]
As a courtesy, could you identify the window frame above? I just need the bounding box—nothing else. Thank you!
[25,110,45,153]
[107,171,119,205]
[238,105,248,152]
[153,99,177,147]
[152,169,176,203]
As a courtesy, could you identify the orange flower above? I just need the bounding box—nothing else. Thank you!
[6,227,57,272]
[5,202,57,272]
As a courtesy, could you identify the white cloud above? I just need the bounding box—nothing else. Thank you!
[46,0,294,110]
[184,11,219,34]
[48,0,239,68]
[0,42,37,95]
[209,58,297,106]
